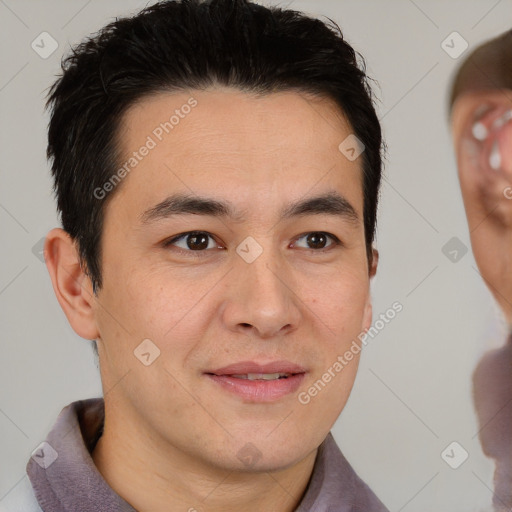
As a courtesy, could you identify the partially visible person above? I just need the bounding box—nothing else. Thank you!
[449,28,512,512]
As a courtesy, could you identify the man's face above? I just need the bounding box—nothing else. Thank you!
[92,87,375,471]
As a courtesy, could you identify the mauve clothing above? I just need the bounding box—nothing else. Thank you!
[1,398,389,511]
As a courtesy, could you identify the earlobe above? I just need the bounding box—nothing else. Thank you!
[362,301,373,334]
[362,245,378,333]
[44,228,99,340]
[369,247,379,279]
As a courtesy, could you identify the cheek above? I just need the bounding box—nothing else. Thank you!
[309,268,370,333]
[307,275,367,405]
[94,263,171,353]
[117,268,218,354]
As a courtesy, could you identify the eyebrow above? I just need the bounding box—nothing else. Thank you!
[139,190,359,225]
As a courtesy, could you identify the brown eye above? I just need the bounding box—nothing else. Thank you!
[165,231,217,251]
[184,232,209,250]
[307,232,328,249]
[294,232,339,250]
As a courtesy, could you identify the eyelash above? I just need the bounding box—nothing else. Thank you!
[162,230,342,255]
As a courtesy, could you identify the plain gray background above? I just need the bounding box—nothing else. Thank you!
[1,1,512,510]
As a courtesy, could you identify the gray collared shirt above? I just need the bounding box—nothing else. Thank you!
[2,398,389,511]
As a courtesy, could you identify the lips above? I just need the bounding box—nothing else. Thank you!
[230,373,290,380]
[206,360,307,377]
[204,361,307,401]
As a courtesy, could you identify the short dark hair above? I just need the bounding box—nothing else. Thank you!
[46,0,383,296]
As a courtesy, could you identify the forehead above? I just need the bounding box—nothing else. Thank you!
[110,87,364,221]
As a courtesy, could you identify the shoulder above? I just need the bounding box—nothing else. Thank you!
[0,474,43,512]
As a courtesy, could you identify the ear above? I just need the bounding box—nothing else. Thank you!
[368,246,379,279]
[451,90,512,181]
[362,246,379,332]
[44,228,99,340]
[451,90,512,323]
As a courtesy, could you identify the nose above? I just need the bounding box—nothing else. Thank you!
[221,244,301,340]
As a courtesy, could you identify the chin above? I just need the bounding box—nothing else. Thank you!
[221,435,313,474]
